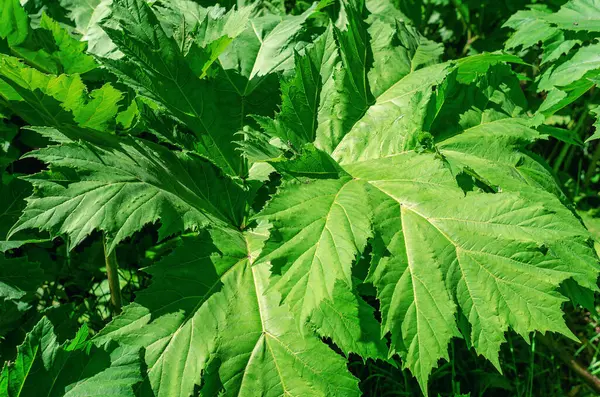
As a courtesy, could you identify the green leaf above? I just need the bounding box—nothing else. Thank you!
[252,14,599,394]
[254,48,322,148]
[312,23,360,153]
[313,3,375,153]
[152,0,223,52]
[102,0,239,174]
[330,6,449,164]
[1,317,142,397]
[367,17,443,96]
[257,177,372,323]
[334,2,372,112]
[9,129,247,252]
[0,0,29,46]
[72,83,123,131]
[38,12,97,74]
[348,153,593,376]
[95,226,360,396]
[0,176,31,241]
[0,255,43,335]
[537,80,595,119]
[0,0,99,74]
[3,2,599,395]
[332,62,450,163]
[201,228,360,397]
[427,65,567,198]
[586,104,600,141]
[309,279,388,360]
[59,0,119,58]
[269,144,346,179]
[503,7,558,51]
[93,229,237,396]
[454,52,527,84]
[0,57,122,132]
[538,124,584,146]
[544,0,600,32]
[102,0,308,175]
[218,5,319,91]
[538,43,600,91]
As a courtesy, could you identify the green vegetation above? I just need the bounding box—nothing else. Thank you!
[1,0,600,396]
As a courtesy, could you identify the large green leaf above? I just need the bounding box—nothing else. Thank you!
[250,6,600,394]
[101,0,243,175]
[102,0,318,176]
[95,225,360,396]
[346,153,592,384]
[9,128,247,252]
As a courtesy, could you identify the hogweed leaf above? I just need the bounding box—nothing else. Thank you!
[9,132,247,252]
[257,177,372,324]
[1,317,142,397]
[95,225,360,396]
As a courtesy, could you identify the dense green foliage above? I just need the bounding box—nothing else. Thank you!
[1,0,600,396]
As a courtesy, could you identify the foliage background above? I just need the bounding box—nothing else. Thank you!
[1,0,600,396]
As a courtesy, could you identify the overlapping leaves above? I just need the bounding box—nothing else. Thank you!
[2,0,599,396]
[1,317,142,396]
[504,0,600,140]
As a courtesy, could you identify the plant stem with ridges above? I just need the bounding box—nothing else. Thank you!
[103,235,122,314]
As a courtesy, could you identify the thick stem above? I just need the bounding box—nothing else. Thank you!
[102,235,122,314]
[538,334,600,394]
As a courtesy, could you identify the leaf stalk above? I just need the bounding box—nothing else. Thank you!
[103,235,122,314]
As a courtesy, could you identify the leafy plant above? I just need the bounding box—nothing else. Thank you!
[1,0,599,396]
[504,0,600,140]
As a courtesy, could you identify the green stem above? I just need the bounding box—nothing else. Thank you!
[103,235,122,314]
[552,143,571,173]
[451,341,459,395]
[527,334,535,397]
